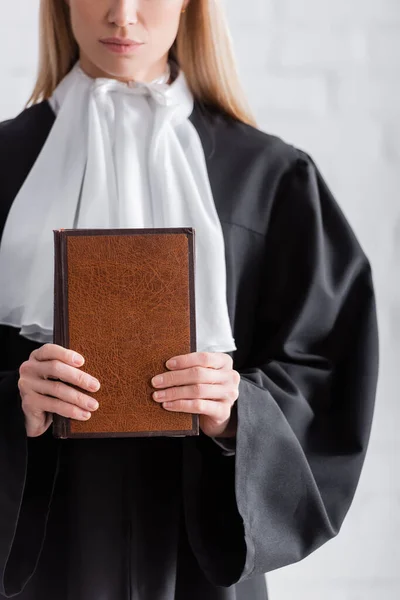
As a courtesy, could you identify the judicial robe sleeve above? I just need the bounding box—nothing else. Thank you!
[0,369,60,598]
[181,152,379,586]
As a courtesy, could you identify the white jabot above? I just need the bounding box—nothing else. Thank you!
[0,61,237,353]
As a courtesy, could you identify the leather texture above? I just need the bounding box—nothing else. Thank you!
[53,228,198,438]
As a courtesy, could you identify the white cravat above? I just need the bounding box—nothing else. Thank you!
[0,62,237,353]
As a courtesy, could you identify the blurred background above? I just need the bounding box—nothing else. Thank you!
[1,1,399,598]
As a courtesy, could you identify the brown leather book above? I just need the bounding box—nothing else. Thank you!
[52,228,199,439]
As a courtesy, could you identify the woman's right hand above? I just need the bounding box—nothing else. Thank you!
[18,343,101,438]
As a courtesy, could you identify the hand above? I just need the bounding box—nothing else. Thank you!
[151,352,240,438]
[18,344,101,438]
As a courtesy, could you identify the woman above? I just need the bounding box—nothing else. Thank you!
[0,0,378,599]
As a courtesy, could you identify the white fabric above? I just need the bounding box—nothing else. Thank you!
[0,62,236,353]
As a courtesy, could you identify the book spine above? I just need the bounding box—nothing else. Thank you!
[52,230,69,439]
[187,229,199,436]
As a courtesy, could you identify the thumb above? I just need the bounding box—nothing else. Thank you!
[24,408,53,438]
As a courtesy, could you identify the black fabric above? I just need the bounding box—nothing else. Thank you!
[0,100,378,599]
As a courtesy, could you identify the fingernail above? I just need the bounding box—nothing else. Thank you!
[152,375,163,387]
[166,359,177,368]
[153,391,165,400]
[89,379,100,392]
[87,400,99,410]
[81,411,91,419]
[73,353,84,366]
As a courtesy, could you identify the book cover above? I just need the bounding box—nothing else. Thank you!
[52,228,199,439]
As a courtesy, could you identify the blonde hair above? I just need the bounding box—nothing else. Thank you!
[28,0,256,127]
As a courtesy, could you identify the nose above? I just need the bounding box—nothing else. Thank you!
[108,0,138,27]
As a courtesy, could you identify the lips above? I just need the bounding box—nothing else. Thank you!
[100,38,144,54]
[100,37,143,46]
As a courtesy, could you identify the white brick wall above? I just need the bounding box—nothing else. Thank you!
[1,1,399,598]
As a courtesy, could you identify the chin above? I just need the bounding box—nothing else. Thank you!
[103,63,141,82]
[80,45,150,82]
[99,55,145,79]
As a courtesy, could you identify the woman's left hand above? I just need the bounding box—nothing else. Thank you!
[151,352,240,438]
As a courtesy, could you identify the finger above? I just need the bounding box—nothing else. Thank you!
[153,383,233,404]
[23,391,93,421]
[152,366,227,389]
[162,398,229,421]
[33,378,99,412]
[34,360,100,393]
[165,351,232,371]
[30,343,85,367]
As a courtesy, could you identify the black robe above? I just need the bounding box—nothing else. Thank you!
[0,100,379,600]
